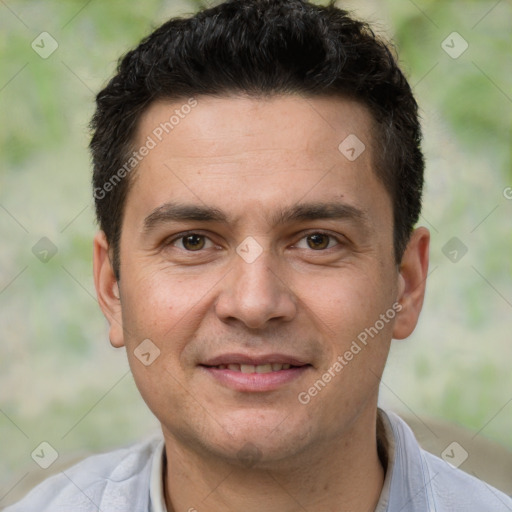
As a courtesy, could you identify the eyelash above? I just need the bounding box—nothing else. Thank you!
[165,230,344,252]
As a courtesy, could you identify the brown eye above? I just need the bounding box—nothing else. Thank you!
[181,234,206,251]
[306,233,330,250]
[167,232,216,253]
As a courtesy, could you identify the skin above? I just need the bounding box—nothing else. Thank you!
[94,94,429,512]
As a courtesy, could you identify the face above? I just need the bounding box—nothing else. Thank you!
[94,94,429,468]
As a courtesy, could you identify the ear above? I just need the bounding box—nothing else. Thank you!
[392,227,430,340]
[93,231,125,348]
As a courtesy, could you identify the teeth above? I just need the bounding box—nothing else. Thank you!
[256,364,272,373]
[218,363,294,373]
[240,364,256,373]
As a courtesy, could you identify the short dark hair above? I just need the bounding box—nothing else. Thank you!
[90,0,424,280]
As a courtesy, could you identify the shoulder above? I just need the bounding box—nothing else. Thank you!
[3,435,163,512]
[422,449,512,511]
[382,409,512,512]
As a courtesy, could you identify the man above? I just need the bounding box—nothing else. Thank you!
[6,0,512,510]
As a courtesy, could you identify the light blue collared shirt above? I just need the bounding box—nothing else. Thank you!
[5,409,512,511]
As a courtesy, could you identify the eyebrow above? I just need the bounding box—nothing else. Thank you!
[143,203,228,232]
[270,202,368,227]
[142,201,369,233]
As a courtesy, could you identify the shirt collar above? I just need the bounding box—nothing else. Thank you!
[149,439,167,512]
[374,408,397,511]
[149,409,430,512]
[378,409,433,512]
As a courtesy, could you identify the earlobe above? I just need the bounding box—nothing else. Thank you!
[392,227,430,340]
[93,231,125,348]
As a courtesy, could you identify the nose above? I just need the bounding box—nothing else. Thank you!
[214,249,297,329]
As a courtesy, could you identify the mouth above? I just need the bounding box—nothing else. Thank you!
[204,362,298,373]
[199,354,312,392]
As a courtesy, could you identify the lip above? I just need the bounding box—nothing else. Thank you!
[201,353,309,367]
[199,353,312,392]
[201,365,311,392]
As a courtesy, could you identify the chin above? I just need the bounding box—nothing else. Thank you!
[202,408,315,467]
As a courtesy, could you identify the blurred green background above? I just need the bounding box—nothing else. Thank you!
[1,0,511,505]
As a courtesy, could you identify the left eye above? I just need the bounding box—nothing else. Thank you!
[295,233,340,250]
[172,234,214,251]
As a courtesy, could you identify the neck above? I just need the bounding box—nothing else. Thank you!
[162,407,386,512]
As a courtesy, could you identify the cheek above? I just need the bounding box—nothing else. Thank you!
[119,273,202,415]
[121,271,201,338]
[119,267,225,388]
[297,268,391,341]
[296,271,394,427]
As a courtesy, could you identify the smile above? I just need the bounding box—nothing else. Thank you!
[200,357,311,392]
[210,363,294,373]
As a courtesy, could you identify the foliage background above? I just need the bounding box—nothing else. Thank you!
[1,0,511,505]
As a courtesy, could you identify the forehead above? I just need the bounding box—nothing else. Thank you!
[136,94,375,164]
[125,94,390,231]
